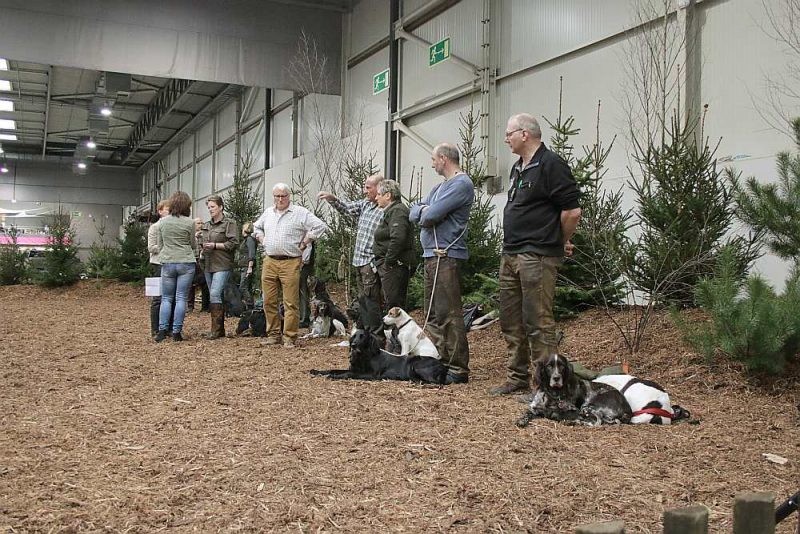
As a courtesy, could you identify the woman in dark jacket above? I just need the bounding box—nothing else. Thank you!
[200,195,239,339]
[237,221,257,309]
[372,179,414,311]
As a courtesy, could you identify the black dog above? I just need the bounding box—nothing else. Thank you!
[236,307,267,337]
[516,354,632,427]
[310,328,447,384]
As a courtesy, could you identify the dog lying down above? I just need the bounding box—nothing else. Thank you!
[516,354,690,427]
[310,329,447,384]
[382,307,439,359]
[301,300,347,339]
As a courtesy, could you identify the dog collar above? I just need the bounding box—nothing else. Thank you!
[396,318,414,331]
[632,407,673,419]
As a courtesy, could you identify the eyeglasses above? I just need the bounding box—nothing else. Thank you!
[504,128,523,138]
[273,194,289,198]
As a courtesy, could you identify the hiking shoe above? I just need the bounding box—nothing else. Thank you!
[260,337,281,346]
[283,339,297,349]
[154,330,167,343]
[444,372,469,385]
[172,332,184,342]
[489,382,530,396]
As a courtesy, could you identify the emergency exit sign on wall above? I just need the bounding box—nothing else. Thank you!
[373,69,389,95]
[429,37,450,67]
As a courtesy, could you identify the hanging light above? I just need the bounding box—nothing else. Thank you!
[77,162,87,169]
[100,105,112,117]
[86,138,96,149]
[0,163,8,173]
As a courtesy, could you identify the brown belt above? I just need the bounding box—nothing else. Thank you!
[267,255,299,261]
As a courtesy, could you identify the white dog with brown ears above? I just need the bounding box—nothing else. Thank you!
[382,307,440,359]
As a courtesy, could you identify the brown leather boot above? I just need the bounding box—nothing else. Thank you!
[205,303,226,339]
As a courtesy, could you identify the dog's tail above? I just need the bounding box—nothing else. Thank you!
[671,405,691,422]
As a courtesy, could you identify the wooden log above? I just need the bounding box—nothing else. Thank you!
[575,520,625,534]
[664,505,709,534]
[734,492,775,534]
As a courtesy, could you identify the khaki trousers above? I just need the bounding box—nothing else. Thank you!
[262,256,302,341]
[499,253,561,387]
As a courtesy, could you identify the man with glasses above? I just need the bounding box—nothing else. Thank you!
[254,183,327,348]
[489,114,582,396]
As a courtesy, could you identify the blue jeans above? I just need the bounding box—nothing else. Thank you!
[205,270,232,305]
[160,262,196,334]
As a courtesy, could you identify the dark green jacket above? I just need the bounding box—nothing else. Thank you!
[372,200,415,267]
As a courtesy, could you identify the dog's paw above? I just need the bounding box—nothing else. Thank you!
[515,412,534,428]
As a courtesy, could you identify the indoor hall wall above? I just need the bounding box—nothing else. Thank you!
[400,0,482,109]
[343,0,390,131]
[700,0,800,287]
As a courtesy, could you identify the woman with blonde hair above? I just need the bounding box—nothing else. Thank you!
[147,199,171,337]
[200,195,239,338]
[155,191,196,342]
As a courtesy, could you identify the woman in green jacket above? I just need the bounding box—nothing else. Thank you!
[199,195,239,339]
[372,179,415,311]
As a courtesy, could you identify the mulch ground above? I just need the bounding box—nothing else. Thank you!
[1,281,798,533]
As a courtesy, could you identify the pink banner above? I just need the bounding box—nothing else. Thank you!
[0,236,69,246]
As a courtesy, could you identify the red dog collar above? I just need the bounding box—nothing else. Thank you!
[632,408,673,419]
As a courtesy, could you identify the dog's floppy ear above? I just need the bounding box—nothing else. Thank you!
[534,357,548,388]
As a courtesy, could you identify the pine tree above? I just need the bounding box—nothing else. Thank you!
[627,110,759,306]
[545,88,630,319]
[37,205,81,287]
[115,222,150,283]
[674,247,800,374]
[731,117,800,262]
[223,152,263,229]
[0,226,29,285]
[458,105,503,299]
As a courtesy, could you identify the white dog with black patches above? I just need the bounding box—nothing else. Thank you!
[382,307,440,359]
[592,374,690,424]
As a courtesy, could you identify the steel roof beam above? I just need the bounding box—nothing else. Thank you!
[121,78,193,164]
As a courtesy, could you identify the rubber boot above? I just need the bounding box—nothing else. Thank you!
[205,303,226,339]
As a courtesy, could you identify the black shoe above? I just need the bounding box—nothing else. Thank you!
[298,321,310,328]
[172,332,184,342]
[154,330,167,343]
[489,382,530,396]
[444,372,469,385]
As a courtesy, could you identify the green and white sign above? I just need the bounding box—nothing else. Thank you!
[373,69,390,95]
[429,37,450,67]
[71,211,82,218]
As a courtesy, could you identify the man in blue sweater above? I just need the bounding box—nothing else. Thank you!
[409,143,475,384]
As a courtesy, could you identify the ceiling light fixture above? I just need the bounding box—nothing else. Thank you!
[0,164,8,173]
[86,138,97,149]
[77,162,87,169]
[100,106,112,117]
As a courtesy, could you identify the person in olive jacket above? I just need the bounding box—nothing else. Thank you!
[372,179,415,311]
[200,195,239,339]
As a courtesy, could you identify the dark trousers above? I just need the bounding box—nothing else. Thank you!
[377,261,410,312]
[238,268,254,309]
[299,261,313,325]
[424,256,469,377]
[499,253,561,387]
[357,263,384,340]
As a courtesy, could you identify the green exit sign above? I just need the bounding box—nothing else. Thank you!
[373,69,390,95]
[429,37,450,67]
